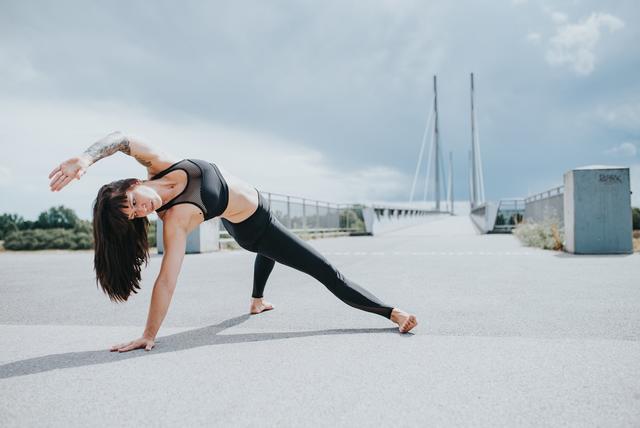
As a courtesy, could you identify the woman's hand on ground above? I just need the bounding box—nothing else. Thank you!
[110,337,155,353]
[48,156,91,192]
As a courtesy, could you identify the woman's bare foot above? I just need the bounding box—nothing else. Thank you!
[390,308,418,333]
[250,297,274,315]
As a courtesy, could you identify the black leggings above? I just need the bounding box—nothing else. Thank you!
[221,189,394,319]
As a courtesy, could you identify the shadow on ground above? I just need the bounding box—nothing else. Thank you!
[0,314,404,379]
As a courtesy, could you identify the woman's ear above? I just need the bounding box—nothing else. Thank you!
[129,180,142,191]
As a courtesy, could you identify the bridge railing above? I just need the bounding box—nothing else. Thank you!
[161,191,450,253]
[219,191,367,239]
[493,198,525,233]
[470,202,497,234]
[470,198,525,234]
[219,192,451,238]
[362,203,448,235]
[524,185,564,226]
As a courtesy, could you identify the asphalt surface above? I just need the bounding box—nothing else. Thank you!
[1,215,639,427]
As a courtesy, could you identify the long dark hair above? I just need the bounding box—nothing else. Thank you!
[92,178,150,302]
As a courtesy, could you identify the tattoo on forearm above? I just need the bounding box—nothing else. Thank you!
[133,155,152,167]
[82,132,130,164]
[82,131,155,168]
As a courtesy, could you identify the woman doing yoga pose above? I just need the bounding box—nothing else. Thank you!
[48,131,418,352]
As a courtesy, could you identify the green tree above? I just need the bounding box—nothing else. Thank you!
[0,213,24,239]
[633,207,640,230]
[35,205,79,229]
[19,220,36,230]
[1,206,93,250]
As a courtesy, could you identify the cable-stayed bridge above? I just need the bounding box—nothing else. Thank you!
[158,72,628,256]
[405,73,524,235]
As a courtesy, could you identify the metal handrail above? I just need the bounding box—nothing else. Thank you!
[524,186,564,203]
[497,198,525,209]
[260,191,351,209]
[254,190,444,230]
[215,190,365,232]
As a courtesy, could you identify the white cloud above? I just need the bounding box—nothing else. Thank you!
[550,12,568,24]
[597,103,640,132]
[545,12,624,75]
[0,98,410,219]
[526,32,541,44]
[604,142,638,158]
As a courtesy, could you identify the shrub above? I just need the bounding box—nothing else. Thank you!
[74,219,92,234]
[148,220,157,247]
[512,219,564,251]
[4,228,93,251]
[1,211,157,251]
[340,208,365,232]
[633,207,640,230]
[0,213,22,240]
[1,205,82,238]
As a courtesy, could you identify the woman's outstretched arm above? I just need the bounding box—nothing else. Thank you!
[48,131,176,191]
[111,214,189,352]
[81,131,171,169]
[81,131,132,165]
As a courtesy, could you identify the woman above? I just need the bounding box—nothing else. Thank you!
[49,131,418,352]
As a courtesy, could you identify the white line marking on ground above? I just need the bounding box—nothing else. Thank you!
[319,251,536,256]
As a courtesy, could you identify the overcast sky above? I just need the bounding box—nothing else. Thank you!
[1,0,639,219]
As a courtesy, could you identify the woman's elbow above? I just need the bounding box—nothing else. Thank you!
[154,276,177,293]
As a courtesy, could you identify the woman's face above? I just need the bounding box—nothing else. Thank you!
[122,183,161,220]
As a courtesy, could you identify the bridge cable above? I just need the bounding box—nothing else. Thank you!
[438,139,448,212]
[422,117,436,203]
[473,103,486,204]
[409,96,435,203]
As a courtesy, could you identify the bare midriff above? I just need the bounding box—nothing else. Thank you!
[215,164,259,223]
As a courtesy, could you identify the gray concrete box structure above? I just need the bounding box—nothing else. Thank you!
[157,218,220,254]
[563,165,632,254]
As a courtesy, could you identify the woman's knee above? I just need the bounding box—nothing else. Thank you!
[255,253,275,268]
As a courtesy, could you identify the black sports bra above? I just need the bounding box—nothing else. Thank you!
[150,159,229,221]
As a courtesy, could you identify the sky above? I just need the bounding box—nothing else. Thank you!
[1,0,639,220]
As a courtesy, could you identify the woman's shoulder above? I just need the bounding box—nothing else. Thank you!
[147,158,186,180]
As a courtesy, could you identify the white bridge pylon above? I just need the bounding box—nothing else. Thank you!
[469,72,486,209]
[409,75,453,214]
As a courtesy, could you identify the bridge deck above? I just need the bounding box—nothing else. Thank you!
[1,216,639,426]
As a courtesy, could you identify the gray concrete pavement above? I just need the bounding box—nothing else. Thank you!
[1,215,639,427]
